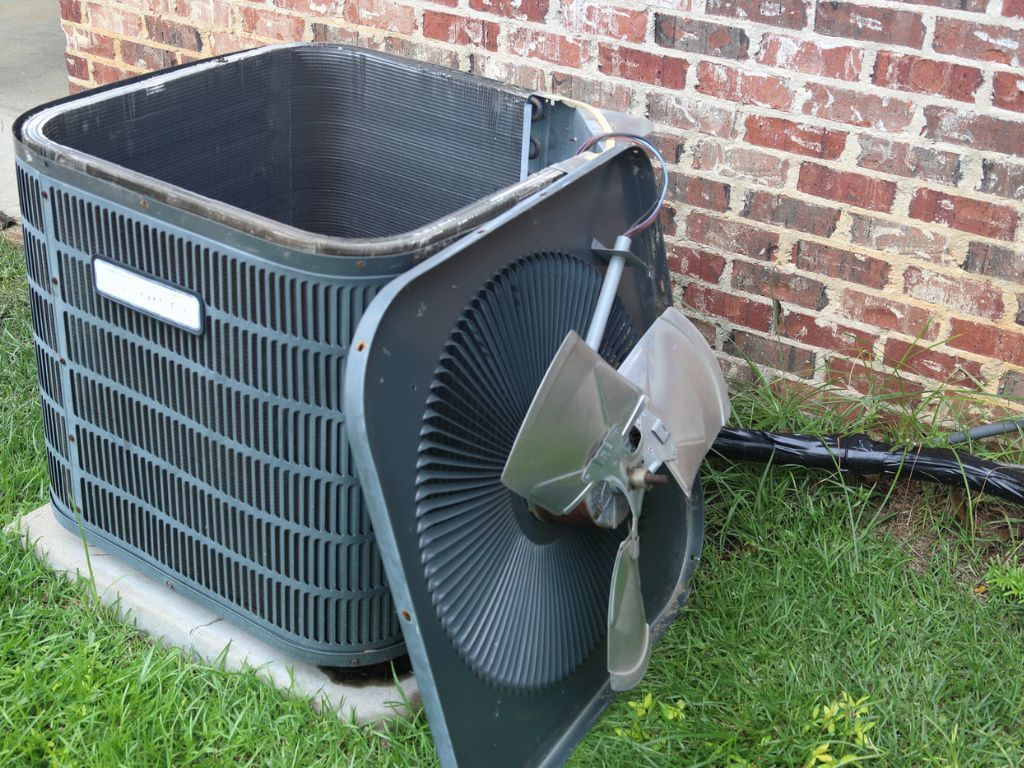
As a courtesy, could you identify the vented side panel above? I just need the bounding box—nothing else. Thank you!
[15,159,405,664]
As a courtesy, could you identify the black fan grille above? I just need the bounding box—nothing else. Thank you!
[415,252,638,691]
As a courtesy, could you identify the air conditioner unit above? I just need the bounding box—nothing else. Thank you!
[14,44,728,767]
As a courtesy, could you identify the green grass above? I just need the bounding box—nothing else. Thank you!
[2,234,1023,767]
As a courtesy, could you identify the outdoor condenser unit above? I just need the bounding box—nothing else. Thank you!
[14,44,729,766]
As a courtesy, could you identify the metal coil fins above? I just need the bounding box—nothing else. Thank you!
[415,252,638,691]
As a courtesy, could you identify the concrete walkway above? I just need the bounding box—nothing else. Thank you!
[0,0,69,220]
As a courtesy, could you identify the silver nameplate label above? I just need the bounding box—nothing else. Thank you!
[93,258,203,333]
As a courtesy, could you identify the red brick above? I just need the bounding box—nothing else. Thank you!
[509,28,589,67]
[670,173,731,212]
[732,261,829,309]
[803,83,913,132]
[840,289,940,340]
[827,357,924,401]
[424,11,499,50]
[782,312,876,358]
[724,330,816,377]
[923,106,1024,157]
[872,52,982,102]
[177,0,233,26]
[65,53,89,81]
[207,30,264,54]
[648,131,685,164]
[934,18,1024,67]
[272,0,340,13]
[705,0,808,30]
[743,115,845,158]
[146,15,203,50]
[60,0,82,23]
[563,3,648,43]
[683,283,774,330]
[857,137,961,186]
[815,2,925,48]
[310,21,349,42]
[993,72,1024,113]
[979,159,1024,201]
[62,25,116,59]
[666,245,727,283]
[549,72,632,112]
[961,241,1024,284]
[797,163,896,212]
[470,55,547,90]
[883,338,984,387]
[909,188,1018,241]
[792,239,891,289]
[654,15,749,59]
[648,93,737,138]
[383,36,462,67]
[903,265,1005,320]
[1000,370,1024,398]
[691,140,789,187]
[696,61,793,109]
[86,3,144,36]
[899,0,985,10]
[92,61,134,85]
[686,211,779,259]
[686,316,719,348]
[1005,0,1024,17]
[848,213,945,263]
[948,318,1024,366]
[660,202,678,236]
[121,40,178,70]
[598,44,688,89]
[342,0,416,34]
[470,0,547,20]
[755,33,861,80]
[741,190,841,237]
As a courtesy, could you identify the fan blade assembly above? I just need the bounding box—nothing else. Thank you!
[502,304,729,691]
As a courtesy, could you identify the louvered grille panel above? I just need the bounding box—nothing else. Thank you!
[15,159,403,664]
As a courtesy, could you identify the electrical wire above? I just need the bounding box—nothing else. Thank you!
[946,420,1024,445]
[575,132,669,237]
[712,428,1024,507]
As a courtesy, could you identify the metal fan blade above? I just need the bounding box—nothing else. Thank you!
[501,331,645,516]
[617,308,730,496]
[607,524,651,691]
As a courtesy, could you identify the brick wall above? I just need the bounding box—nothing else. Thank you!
[58,0,1024,401]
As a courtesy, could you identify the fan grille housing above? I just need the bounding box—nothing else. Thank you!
[346,147,702,768]
[416,253,635,690]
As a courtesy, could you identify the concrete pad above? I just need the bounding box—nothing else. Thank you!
[12,503,420,724]
[1,0,72,219]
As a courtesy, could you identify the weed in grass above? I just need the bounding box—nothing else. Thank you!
[3,236,1024,766]
[984,559,1024,606]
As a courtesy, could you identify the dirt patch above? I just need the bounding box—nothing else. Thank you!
[877,481,941,575]
[1,222,23,247]
[877,478,1023,580]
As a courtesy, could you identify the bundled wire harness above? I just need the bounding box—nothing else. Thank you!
[713,428,1024,507]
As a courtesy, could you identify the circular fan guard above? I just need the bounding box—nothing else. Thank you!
[415,252,638,691]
